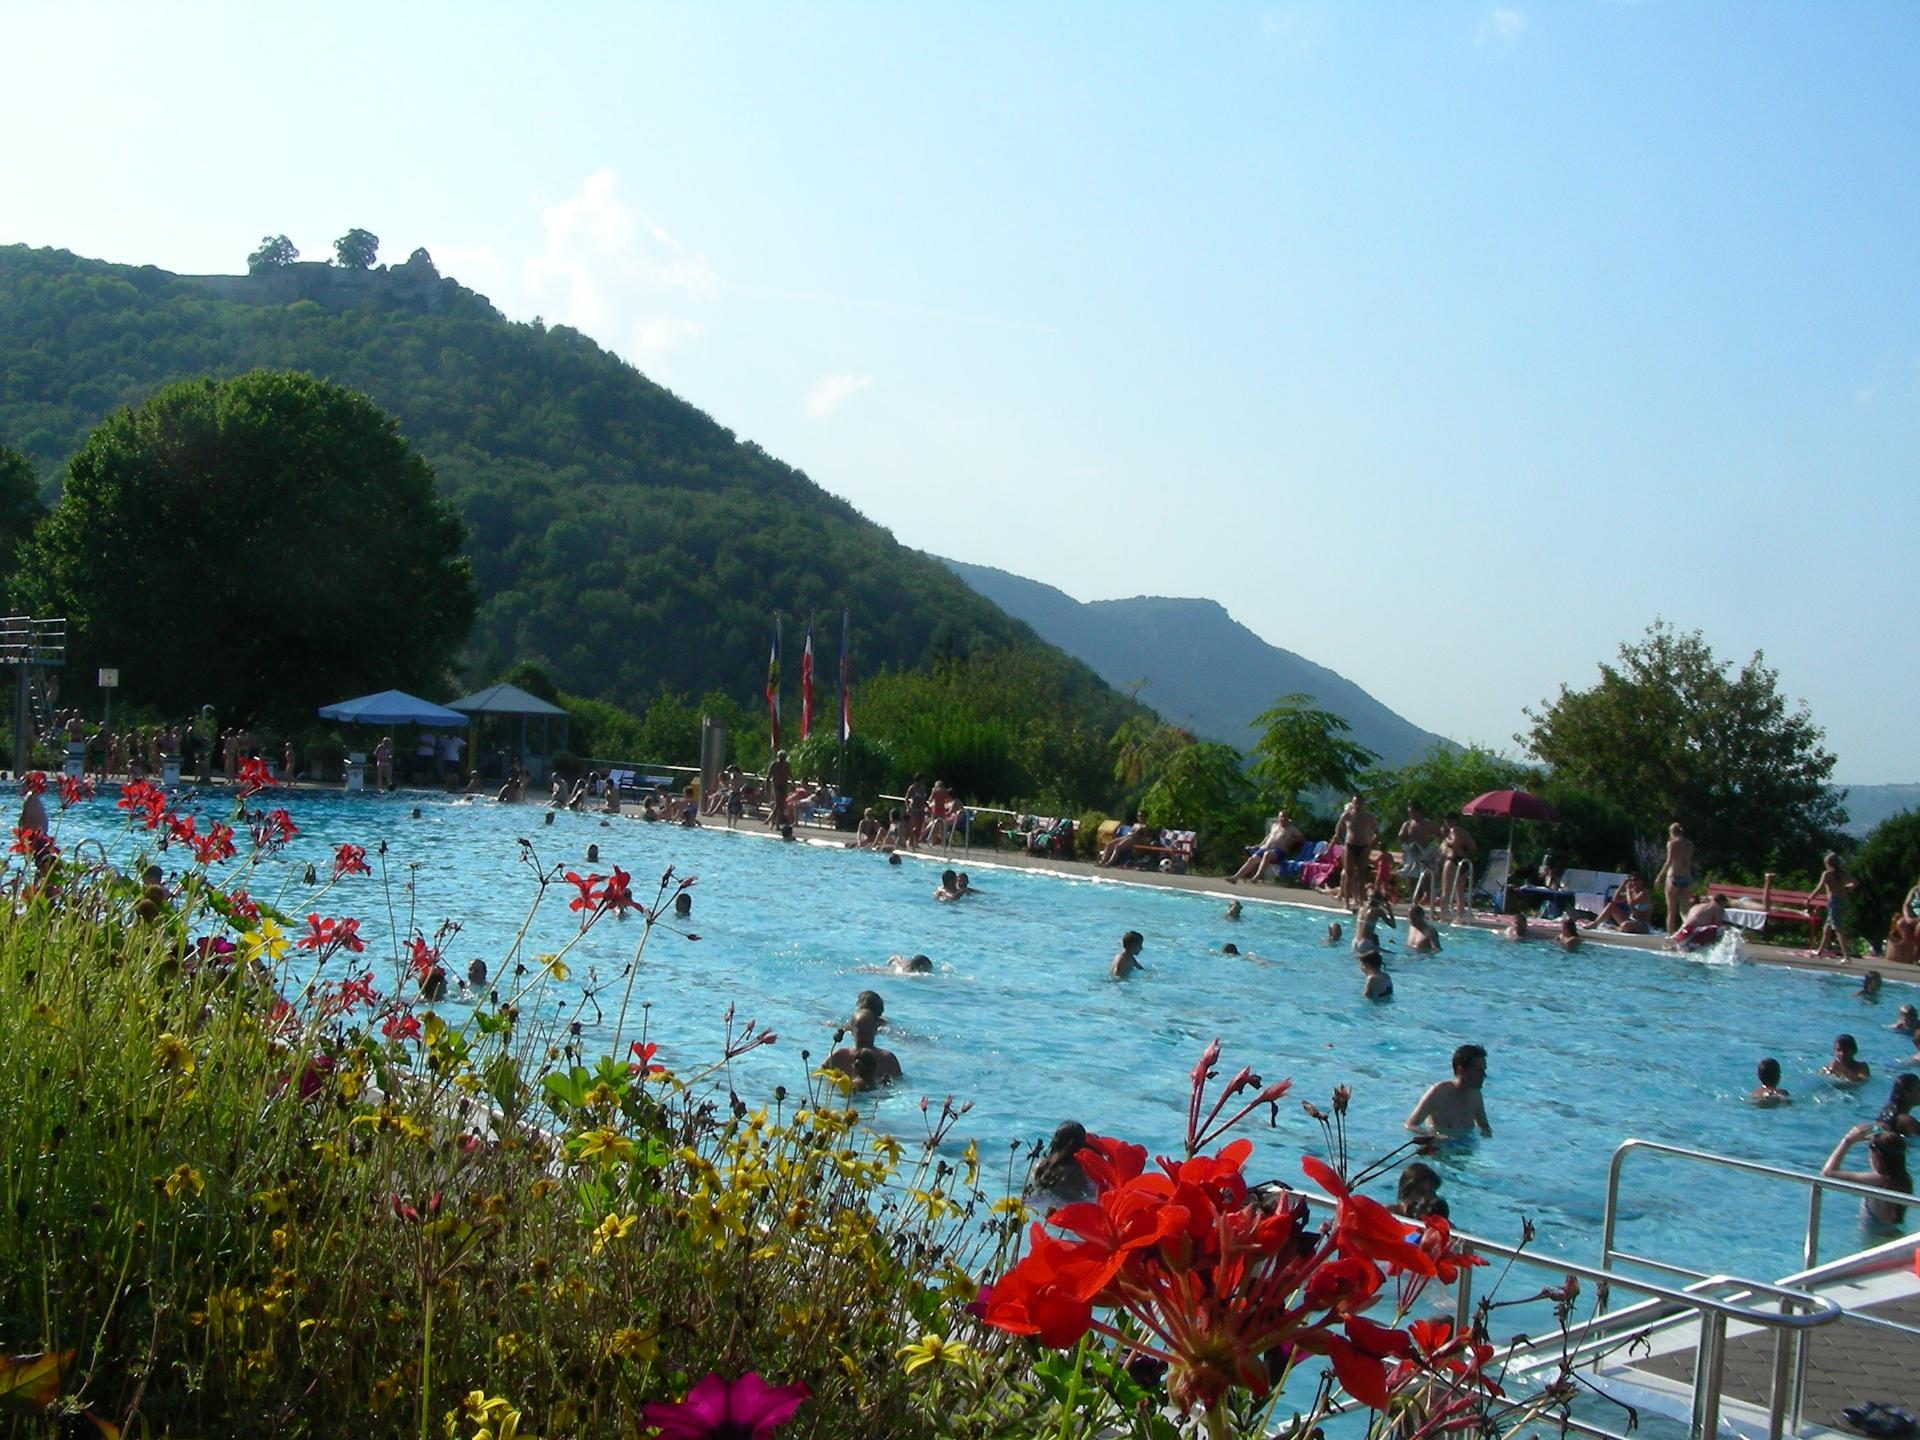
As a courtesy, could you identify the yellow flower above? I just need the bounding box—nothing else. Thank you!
[583,1082,619,1109]
[603,1327,657,1361]
[590,1212,639,1252]
[538,953,568,982]
[458,1392,513,1424]
[156,1163,204,1202]
[243,916,289,965]
[573,1128,633,1164]
[152,1032,195,1074]
[899,1332,974,1374]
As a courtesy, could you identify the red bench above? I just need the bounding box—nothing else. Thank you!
[1707,877,1821,948]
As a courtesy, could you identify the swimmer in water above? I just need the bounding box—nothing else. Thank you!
[1405,1043,1492,1138]
[1555,916,1580,952]
[888,953,933,974]
[1357,946,1393,1000]
[1324,922,1343,946]
[586,844,599,864]
[933,869,962,902]
[822,1011,901,1086]
[956,872,978,895]
[1225,899,1242,921]
[1749,1057,1792,1107]
[673,892,692,919]
[1503,912,1531,943]
[1406,904,1442,955]
[1110,930,1144,979]
[1823,1032,1871,1085]
[1221,942,1240,956]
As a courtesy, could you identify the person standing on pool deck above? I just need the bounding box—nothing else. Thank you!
[1111,930,1145,979]
[1439,819,1477,924]
[1808,852,1855,959]
[1654,823,1695,935]
[1406,1044,1492,1138]
[766,750,792,829]
[1332,796,1380,912]
[1397,803,1443,905]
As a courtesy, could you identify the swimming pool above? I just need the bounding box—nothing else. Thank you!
[41,785,1918,1283]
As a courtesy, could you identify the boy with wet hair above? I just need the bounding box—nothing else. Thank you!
[1749,1057,1792,1107]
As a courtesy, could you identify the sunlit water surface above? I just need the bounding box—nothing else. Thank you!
[46,786,1919,1283]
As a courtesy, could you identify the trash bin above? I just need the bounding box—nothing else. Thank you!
[160,756,181,787]
[63,743,85,779]
[344,753,366,792]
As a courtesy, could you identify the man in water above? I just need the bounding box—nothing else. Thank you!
[1655,822,1695,936]
[822,1011,901,1085]
[1749,1057,1792,1107]
[1405,1043,1492,1138]
[1331,796,1380,911]
[1406,904,1443,954]
[1357,946,1394,999]
[1110,930,1145,979]
[933,869,963,902]
[888,953,933,973]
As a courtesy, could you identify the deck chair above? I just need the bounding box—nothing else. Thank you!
[1277,840,1327,883]
[1471,849,1512,912]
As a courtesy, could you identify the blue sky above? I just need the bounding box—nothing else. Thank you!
[4,2,1915,781]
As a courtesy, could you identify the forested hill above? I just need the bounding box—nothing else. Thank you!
[0,244,1131,728]
[943,558,1453,767]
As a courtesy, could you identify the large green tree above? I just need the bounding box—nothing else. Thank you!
[0,443,44,602]
[334,229,380,270]
[1248,693,1378,810]
[246,235,298,271]
[21,372,476,723]
[1520,622,1842,876]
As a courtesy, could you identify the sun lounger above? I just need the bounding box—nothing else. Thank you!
[1276,840,1328,883]
[1471,849,1512,911]
[1707,879,1820,947]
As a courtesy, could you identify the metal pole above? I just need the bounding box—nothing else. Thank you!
[1802,1187,1822,1273]
[13,667,28,775]
[1764,1299,1795,1440]
[1691,1310,1727,1440]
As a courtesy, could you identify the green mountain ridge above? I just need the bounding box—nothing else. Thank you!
[942,557,1454,768]
[0,243,1137,735]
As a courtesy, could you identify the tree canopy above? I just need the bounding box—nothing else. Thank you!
[0,243,1135,760]
[1520,622,1841,877]
[247,235,298,271]
[334,229,380,270]
[0,443,43,604]
[1248,694,1378,810]
[19,371,476,724]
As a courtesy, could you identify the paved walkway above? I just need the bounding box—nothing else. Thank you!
[1636,1289,1920,1429]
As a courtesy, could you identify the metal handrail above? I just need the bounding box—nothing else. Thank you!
[1292,1188,1841,1440]
[1601,1138,1916,1281]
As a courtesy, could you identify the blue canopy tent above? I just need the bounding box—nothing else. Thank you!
[317,689,469,727]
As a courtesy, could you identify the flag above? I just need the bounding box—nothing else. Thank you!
[765,617,782,753]
[800,619,815,741]
[838,609,852,744]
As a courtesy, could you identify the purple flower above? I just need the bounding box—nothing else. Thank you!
[640,1372,811,1440]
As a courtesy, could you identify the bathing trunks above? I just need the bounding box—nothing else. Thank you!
[1671,875,1692,889]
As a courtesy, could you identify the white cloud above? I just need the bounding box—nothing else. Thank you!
[804,373,874,419]
[521,168,717,357]
[1476,6,1529,48]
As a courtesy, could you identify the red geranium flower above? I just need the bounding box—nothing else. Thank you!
[236,756,273,798]
[628,1040,667,1075]
[381,1011,422,1041]
[405,935,440,984]
[19,771,46,797]
[600,864,635,916]
[639,1372,811,1440]
[226,889,261,922]
[333,843,371,878]
[333,917,367,953]
[57,774,93,808]
[116,780,169,830]
[297,914,338,951]
[564,870,603,914]
[190,822,237,866]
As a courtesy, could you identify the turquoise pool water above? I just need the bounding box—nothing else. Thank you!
[41,786,1919,1283]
